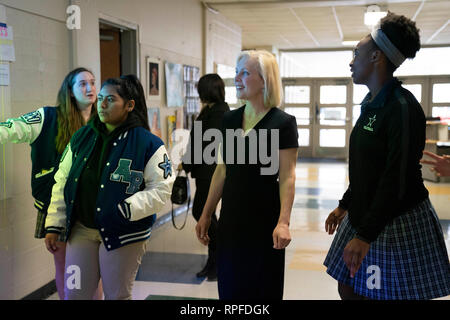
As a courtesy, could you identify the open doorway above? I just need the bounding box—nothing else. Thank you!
[99,20,138,84]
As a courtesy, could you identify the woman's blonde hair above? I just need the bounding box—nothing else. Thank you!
[236,50,283,108]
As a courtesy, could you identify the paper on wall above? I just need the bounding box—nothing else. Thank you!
[0,23,15,62]
[0,62,9,86]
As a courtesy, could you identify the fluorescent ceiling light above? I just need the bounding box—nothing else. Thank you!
[364,5,387,27]
[342,40,359,46]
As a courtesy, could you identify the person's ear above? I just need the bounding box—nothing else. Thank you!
[371,49,382,62]
[127,100,135,112]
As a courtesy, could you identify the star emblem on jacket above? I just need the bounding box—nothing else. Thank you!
[158,153,172,179]
[367,115,376,127]
[363,114,376,132]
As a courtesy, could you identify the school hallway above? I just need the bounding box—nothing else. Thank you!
[48,159,449,300]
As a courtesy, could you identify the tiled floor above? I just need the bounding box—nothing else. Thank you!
[48,161,450,300]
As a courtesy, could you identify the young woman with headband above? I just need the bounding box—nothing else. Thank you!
[324,12,450,300]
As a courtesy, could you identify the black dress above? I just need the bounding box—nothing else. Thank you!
[217,105,298,300]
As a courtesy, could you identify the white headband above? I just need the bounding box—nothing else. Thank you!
[371,28,406,67]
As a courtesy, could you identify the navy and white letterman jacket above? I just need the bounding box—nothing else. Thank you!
[45,123,175,251]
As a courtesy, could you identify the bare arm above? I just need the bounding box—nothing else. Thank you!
[273,148,298,249]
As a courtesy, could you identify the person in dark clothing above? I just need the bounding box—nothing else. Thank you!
[324,12,450,300]
[45,75,174,299]
[181,73,230,281]
[195,51,298,300]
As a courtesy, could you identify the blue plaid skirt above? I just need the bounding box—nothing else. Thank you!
[324,198,450,300]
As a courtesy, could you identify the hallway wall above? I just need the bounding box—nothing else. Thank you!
[0,0,241,299]
[0,0,71,299]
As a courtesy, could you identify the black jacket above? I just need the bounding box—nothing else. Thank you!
[339,78,429,243]
[182,101,229,180]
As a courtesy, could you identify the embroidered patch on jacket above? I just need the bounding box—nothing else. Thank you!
[110,159,144,194]
[20,111,42,124]
[35,167,55,178]
[0,121,12,128]
[158,153,172,179]
[363,115,376,132]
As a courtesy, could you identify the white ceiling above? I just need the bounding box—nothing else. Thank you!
[203,0,450,50]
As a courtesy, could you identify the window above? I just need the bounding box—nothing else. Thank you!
[217,63,235,79]
[284,86,310,104]
[320,85,347,104]
[396,47,450,76]
[319,107,346,126]
[285,107,310,125]
[225,86,237,105]
[297,129,310,146]
[353,84,369,104]
[319,129,346,147]
[402,84,422,103]
[280,51,353,77]
[353,105,361,126]
[433,83,450,103]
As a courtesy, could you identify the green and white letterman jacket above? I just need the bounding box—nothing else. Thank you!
[45,117,175,250]
[0,107,61,212]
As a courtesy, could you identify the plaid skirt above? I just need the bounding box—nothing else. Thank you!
[324,198,450,300]
[35,209,67,242]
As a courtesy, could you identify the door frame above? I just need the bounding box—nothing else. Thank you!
[99,13,140,79]
[282,75,450,159]
[312,78,352,159]
[282,77,352,159]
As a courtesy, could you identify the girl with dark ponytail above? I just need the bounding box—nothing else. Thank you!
[45,75,175,300]
[119,74,150,131]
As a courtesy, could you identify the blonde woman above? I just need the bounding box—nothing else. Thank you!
[196,51,298,299]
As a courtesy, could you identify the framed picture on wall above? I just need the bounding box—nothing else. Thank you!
[147,107,162,138]
[146,57,161,100]
[165,62,184,107]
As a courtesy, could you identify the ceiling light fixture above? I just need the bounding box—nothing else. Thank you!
[364,5,387,28]
[342,40,359,46]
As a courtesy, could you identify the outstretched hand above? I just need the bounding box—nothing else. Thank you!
[421,151,450,177]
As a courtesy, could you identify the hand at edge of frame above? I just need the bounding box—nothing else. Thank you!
[273,223,291,250]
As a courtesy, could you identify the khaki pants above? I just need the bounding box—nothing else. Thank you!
[64,222,147,300]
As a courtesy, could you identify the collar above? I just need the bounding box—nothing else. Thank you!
[360,77,401,113]
[89,112,142,141]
